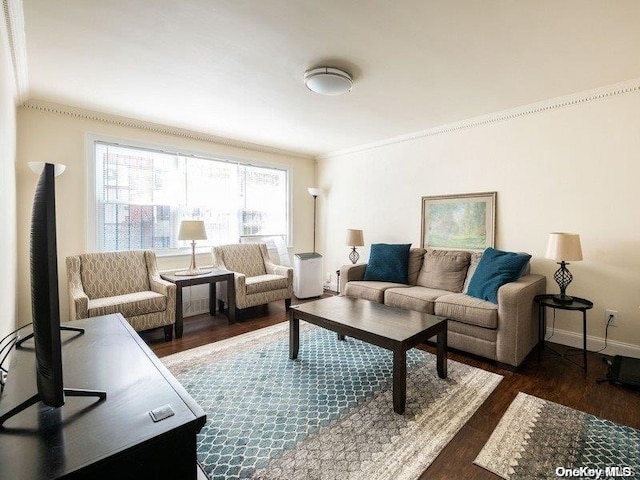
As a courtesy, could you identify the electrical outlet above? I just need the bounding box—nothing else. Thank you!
[325,272,331,282]
[605,309,618,327]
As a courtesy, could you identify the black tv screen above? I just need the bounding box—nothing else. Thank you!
[30,162,64,407]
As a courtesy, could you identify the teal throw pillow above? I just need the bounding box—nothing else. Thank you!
[466,247,531,304]
[363,243,411,284]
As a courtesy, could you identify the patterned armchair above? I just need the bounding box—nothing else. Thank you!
[212,243,293,313]
[66,250,176,340]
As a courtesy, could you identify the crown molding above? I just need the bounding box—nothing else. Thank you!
[22,100,315,160]
[2,0,28,104]
[318,78,640,160]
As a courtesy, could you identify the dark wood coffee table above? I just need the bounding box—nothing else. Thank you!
[289,296,448,414]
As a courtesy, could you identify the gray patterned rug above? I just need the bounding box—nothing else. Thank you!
[475,392,640,479]
[162,322,502,480]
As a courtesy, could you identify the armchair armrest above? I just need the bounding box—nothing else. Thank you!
[496,273,547,366]
[265,259,293,280]
[66,256,89,320]
[339,264,367,295]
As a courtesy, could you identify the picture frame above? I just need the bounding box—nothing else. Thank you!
[420,192,496,251]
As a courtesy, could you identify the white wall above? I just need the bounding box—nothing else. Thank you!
[16,106,316,324]
[0,18,18,341]
[317,89,640,350]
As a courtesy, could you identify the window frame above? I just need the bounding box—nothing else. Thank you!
[86,134,292,256]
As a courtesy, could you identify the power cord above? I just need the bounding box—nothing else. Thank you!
[594,313,614,354]
[0,323,32,394]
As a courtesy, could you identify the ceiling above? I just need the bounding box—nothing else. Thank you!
[20,0,640,157]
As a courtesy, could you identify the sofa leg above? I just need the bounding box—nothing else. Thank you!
[164,325,173,341]
[285,298,291,311]
[217,299,225,313]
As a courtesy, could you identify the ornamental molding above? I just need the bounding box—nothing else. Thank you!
[1,0,28,104]
[22,100,314,160]
[319,78,640,160]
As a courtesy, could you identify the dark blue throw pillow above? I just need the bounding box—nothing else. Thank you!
[363,243,411,284]
[467,247,531,304]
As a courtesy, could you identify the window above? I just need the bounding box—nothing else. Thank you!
[93,141,289,252]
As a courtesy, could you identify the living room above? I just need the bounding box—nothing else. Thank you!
[1,1,639,479]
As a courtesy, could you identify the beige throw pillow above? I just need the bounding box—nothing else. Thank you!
[417,249,471,293]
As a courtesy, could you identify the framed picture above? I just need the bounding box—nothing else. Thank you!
[420,192,496,251]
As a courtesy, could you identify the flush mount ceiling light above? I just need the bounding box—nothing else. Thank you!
[304,67,353,96]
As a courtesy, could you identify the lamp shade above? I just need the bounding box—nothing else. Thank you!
[346,229,364,247]
[28,162,66,176]
[307,187,322,197]
[545,233,583,261]
[178,220,207,241]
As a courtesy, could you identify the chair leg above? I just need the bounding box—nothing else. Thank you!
[218,299,225,313]
[285,298,291,311]
[164,325,173,341]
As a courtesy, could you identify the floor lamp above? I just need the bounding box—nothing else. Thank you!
[308,188,322,253]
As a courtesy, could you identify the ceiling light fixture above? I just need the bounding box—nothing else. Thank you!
[304,67,353,96]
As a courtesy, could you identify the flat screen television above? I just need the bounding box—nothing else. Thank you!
[0,163,105,427]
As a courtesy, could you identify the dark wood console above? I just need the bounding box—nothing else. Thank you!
[0,314,206,479]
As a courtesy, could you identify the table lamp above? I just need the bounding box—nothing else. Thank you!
[346,229,364,264]
[545,232,583,303]
[176,220,211,276]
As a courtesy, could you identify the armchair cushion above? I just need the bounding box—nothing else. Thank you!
[79,251,150,299]
[88,291,167,318]
[245,274,290,295]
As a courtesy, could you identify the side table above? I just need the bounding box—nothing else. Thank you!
[161,269,236,338]
[534,294,593,372]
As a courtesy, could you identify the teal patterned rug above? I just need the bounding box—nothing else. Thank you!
[162,322,502,480]
[475,392,640,479]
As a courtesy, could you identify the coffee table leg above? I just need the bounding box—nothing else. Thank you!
[393,349,407,414]
[437,322,448,379]
[337,333,345,341]
[289,312,299,360]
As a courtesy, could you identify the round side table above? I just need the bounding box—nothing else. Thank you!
[534,294,593,373]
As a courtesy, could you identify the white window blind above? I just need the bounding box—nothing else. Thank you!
[94,142,289,252]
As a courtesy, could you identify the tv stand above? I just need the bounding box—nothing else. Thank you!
[0,314,206,479]
[15,325,85,348]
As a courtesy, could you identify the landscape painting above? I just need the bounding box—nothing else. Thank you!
[420,192,496,251]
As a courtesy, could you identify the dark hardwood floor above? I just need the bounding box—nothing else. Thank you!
[142,297,640,480]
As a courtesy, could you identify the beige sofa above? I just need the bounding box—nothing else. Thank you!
[339,248,546,367]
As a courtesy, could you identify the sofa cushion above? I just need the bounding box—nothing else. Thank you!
[467,247,531,304]
[417,249,471,293]
[407,248,427,285]
[344,281,408,303]
[384,286,452,314]
[363,243,411,284]
[434,293,498,329]
[88,291,166,318]
[463,251,483,293]
[245,274,289,294]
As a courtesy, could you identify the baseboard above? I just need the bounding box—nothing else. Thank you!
[545,327,640,359]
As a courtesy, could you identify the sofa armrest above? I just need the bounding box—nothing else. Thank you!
[339,263,367,295]
[65,256,89,320]
[496,273,547,367]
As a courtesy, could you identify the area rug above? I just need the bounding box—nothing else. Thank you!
[162,322,502,480]
[475,392,640,479]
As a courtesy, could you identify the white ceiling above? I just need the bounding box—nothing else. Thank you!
[21,0,640,157]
